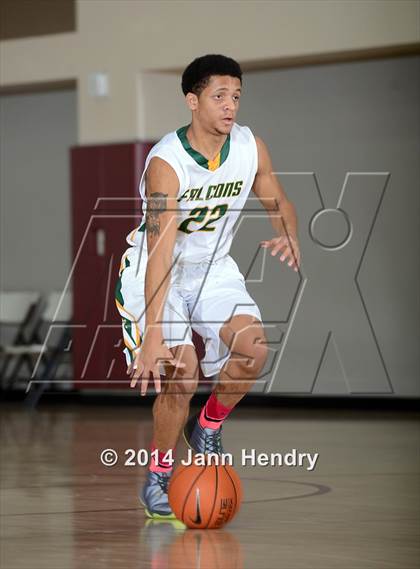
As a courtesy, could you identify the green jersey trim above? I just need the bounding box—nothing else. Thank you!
[176,125,230,171]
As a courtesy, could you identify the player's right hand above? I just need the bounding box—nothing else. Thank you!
[128,339,186,396]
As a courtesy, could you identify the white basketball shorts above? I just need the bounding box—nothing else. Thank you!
[115,247,262,377]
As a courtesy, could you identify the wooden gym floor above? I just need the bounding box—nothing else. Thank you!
[1,402,419,569]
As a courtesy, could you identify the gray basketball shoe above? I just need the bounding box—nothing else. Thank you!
[183,412,225,455]
[140,470,176,520]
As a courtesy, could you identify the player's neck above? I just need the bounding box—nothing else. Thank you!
[186,122,228,162]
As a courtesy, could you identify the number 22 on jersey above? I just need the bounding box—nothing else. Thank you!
[178,204,228,234]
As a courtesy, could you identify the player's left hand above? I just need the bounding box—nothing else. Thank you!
[260,235,301,272]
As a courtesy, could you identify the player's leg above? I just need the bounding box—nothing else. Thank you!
[152,343,199,452]
[115,250,199,518]
[185,315,267,455]
[184,255,267,456]
[141,343,200,519]
[215,314,267,406]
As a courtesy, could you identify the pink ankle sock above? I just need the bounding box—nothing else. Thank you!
[149,443,174,473]
[199,392,234,430]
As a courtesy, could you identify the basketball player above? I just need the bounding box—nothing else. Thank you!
[115,55,301,519]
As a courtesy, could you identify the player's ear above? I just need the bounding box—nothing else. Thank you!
[186,92,198,111]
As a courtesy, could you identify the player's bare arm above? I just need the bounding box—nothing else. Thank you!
[253,136,301,272]
[130,157,185,395]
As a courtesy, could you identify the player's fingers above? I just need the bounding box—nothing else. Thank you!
[279,245,290,259]
[287,249,298,267]
[273,241,290,258]
[133,360,144,377]
[289,244,300,265]
[261,238,277,248]
[140,370,150,396]
[129,364,137,387]
[273,235,292,252]
[279,246,293,262]
[130,367,141,388]
[285,247,300,271]
[152,369,161,394]
[268,237,285,254]
[270,247,279,256]
[130,361,144,387]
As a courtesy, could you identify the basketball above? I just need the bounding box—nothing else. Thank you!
[168,463,242,529]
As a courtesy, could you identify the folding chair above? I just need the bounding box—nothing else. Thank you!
[0,292,46,389]
[24,291,73,407]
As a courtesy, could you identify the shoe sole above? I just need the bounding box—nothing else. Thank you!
[145,518,186,530]
[139,495,177,520]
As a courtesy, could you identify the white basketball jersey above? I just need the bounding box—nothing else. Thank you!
[126,123,258,263]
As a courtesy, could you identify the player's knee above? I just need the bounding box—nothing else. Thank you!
[233,332,268,376]
[255,339,268,371]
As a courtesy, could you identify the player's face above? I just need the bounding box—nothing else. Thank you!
[194,75,242,135]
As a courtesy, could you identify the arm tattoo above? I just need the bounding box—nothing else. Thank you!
[146,192,168,236]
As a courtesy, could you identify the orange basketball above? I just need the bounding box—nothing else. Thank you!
[168,463,242,529]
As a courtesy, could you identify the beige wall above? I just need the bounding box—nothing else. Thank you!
[138,72,190,140]
[1,0,419,143]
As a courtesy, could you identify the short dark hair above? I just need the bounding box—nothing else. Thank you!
[181,54,242,96]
